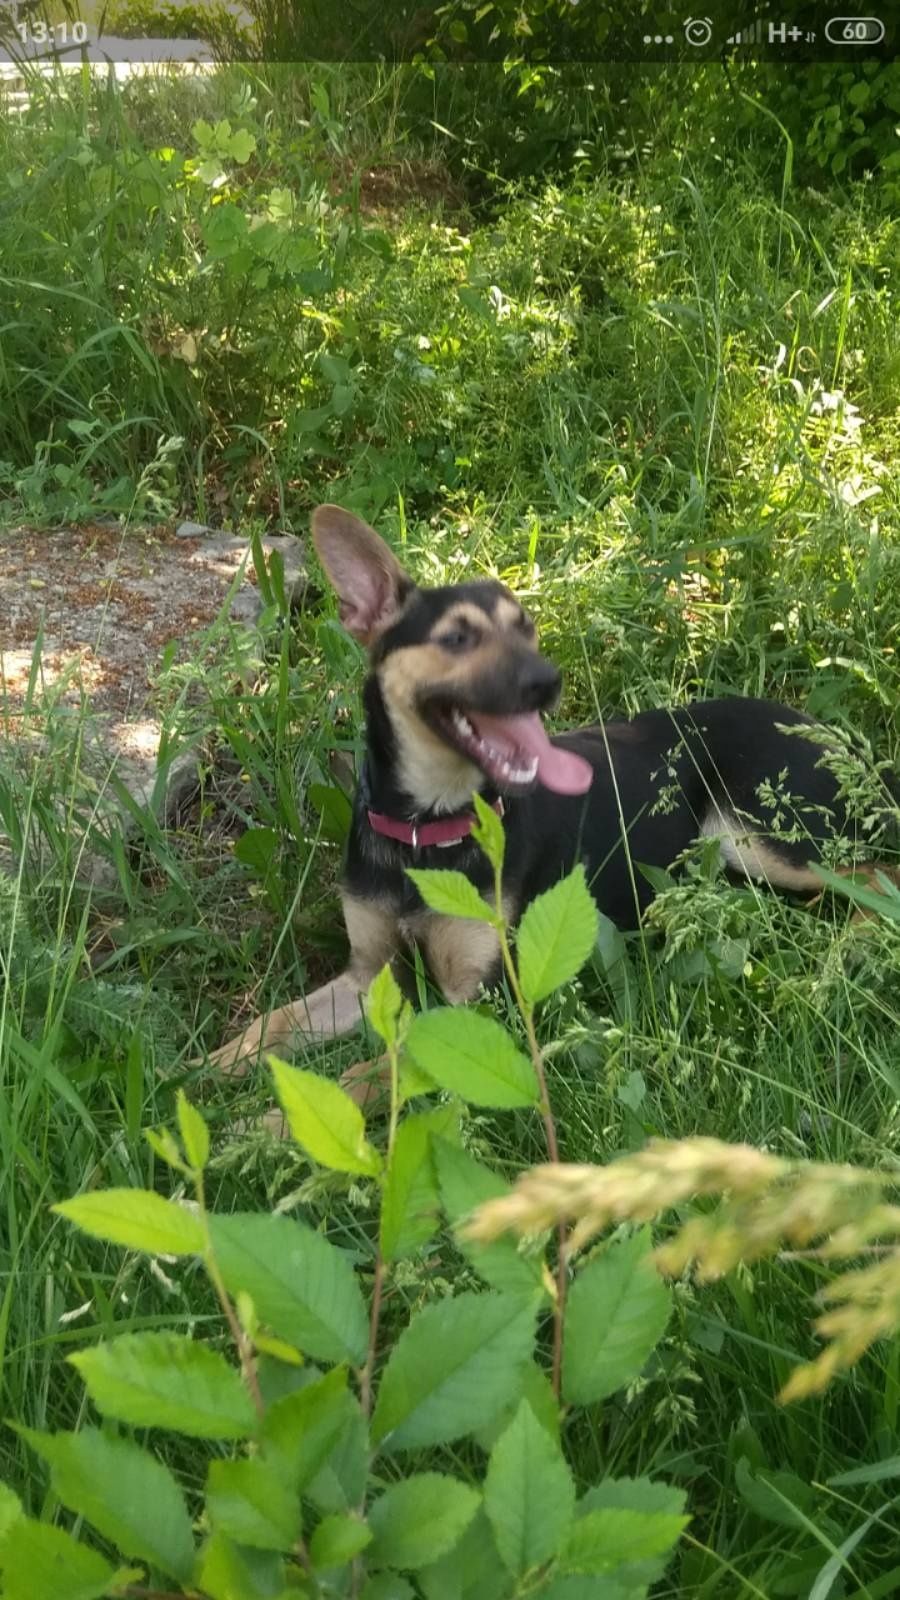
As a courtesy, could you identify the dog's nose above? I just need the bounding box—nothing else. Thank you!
[518,655,562,711]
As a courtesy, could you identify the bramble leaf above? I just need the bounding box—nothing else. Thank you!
[310,1513,372,1568]
[517,864,599,1006]
[366,964,406,1047]
[562,1230,671,1406]
[471,792,505,871]
[381,1108,457,1262]
[206,1457,300,1551]
[434,1136,545,1296]
[176,1090,210,1169]
[484,1399,575,1576]
[195,1532,285,1600]
[405,1009,539,1108]
[406,868,496,923]
[53,1189,204,1256]
[372,1291,538,1451]
[17,1426,194,1582]
[260,1367,355,1492]
[0,1517,116,1600]
[211,1213,368,1365]
[69,1332,256,1439]
[368,1473,480,1569]
[576,1476,689,1587]
[560,1505,687,1575]
[270,1058,382,1176]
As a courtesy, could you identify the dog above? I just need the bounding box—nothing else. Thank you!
[209,503,888,1075]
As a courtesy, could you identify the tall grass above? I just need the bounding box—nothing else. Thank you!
[1,60,900,1592]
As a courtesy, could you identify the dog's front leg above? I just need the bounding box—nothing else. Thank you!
[207,894,399,1076]
[421,913,505,1004]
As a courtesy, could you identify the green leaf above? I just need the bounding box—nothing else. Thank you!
[144,1125,188,1173]
[228,127,257,163]
[369,1473,480,1570]
[539,1577,637,1599]
[366,964,406,1047]
[406,868,496,923]
[381,1108,456,1262]
[260,1367,355,1492]
[434,1137,545,1296]
[734,1457,815,1531]
[69,1331,256,1439]
[307,1394,369,1514]
[372,1291,538,1451]
[419,1508,508,1600]
[577,1476,688,1587]
[560,1506,687,1575]
[475,1360,560,1453]
[206,1457,300,1551]
[196,156,225,185]
[211,1212,368,1365]
[17,1426,194,1582]
[0,1518,116,1600]
[517,864,599,1005]
[363,1577,414,1600]
[459,285,496,322]
[0,1482,22,1539]
[484,1399,574,1577]
[471,791,505,870]
[270,1057,382,1176]
[195,1532,285,1600]
[398,1047,438,1104]
[53,1188,205,1256]
[562,1231,671,1406]
[234,825,277,879]
[310,1512,372,1569]
[815,864,900,922]
[202,201,250,257]
[405,1009,538,1109]
[176,1090,210,1169]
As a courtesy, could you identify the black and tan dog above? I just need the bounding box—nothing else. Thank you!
[210,504,879,1072]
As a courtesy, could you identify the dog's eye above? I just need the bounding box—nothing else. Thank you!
[437,625,478,652]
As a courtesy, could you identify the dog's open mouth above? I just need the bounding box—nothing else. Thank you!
[430,706,593,797]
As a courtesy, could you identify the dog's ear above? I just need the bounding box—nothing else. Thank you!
[312,505,413,646]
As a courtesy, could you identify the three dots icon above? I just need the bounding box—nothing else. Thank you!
[643,33,675,43]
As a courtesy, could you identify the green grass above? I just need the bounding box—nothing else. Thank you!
[2,59,900,1595]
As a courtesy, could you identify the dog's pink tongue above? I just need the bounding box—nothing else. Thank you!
[471,711,594,795]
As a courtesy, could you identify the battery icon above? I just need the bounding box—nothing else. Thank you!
[825,17,885,43]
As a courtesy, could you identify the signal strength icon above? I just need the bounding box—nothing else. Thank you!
[726,19,764,43]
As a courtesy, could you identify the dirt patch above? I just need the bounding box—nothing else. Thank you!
[0,519,305,879]
[332,158,469,221]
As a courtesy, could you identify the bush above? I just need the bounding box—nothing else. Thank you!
[2,841,691,1597]
[102,0,231,40]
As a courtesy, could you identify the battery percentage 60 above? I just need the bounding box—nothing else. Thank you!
[825,17,885,44]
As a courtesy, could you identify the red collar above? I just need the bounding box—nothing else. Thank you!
[367,797,504,850]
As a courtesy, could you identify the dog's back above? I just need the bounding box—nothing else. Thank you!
[503,699,853,928]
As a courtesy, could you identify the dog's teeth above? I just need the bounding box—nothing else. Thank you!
[452,710,474,738]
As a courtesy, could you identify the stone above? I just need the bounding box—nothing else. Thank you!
[175,519,214,538]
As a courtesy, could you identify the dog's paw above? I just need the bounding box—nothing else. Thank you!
[340,1054,391,1109]
[229,1107,290,1139]
[205,1015,269,1076]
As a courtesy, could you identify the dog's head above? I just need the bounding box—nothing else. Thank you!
[312,505,592,811]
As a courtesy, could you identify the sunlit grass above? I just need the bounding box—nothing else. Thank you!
[2,59,900,1593]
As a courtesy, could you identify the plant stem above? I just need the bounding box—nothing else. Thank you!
[492,865,568,1399]
[359,1250,384,1421]
[359,1035,400,1420]
[195,1170,265,1420]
